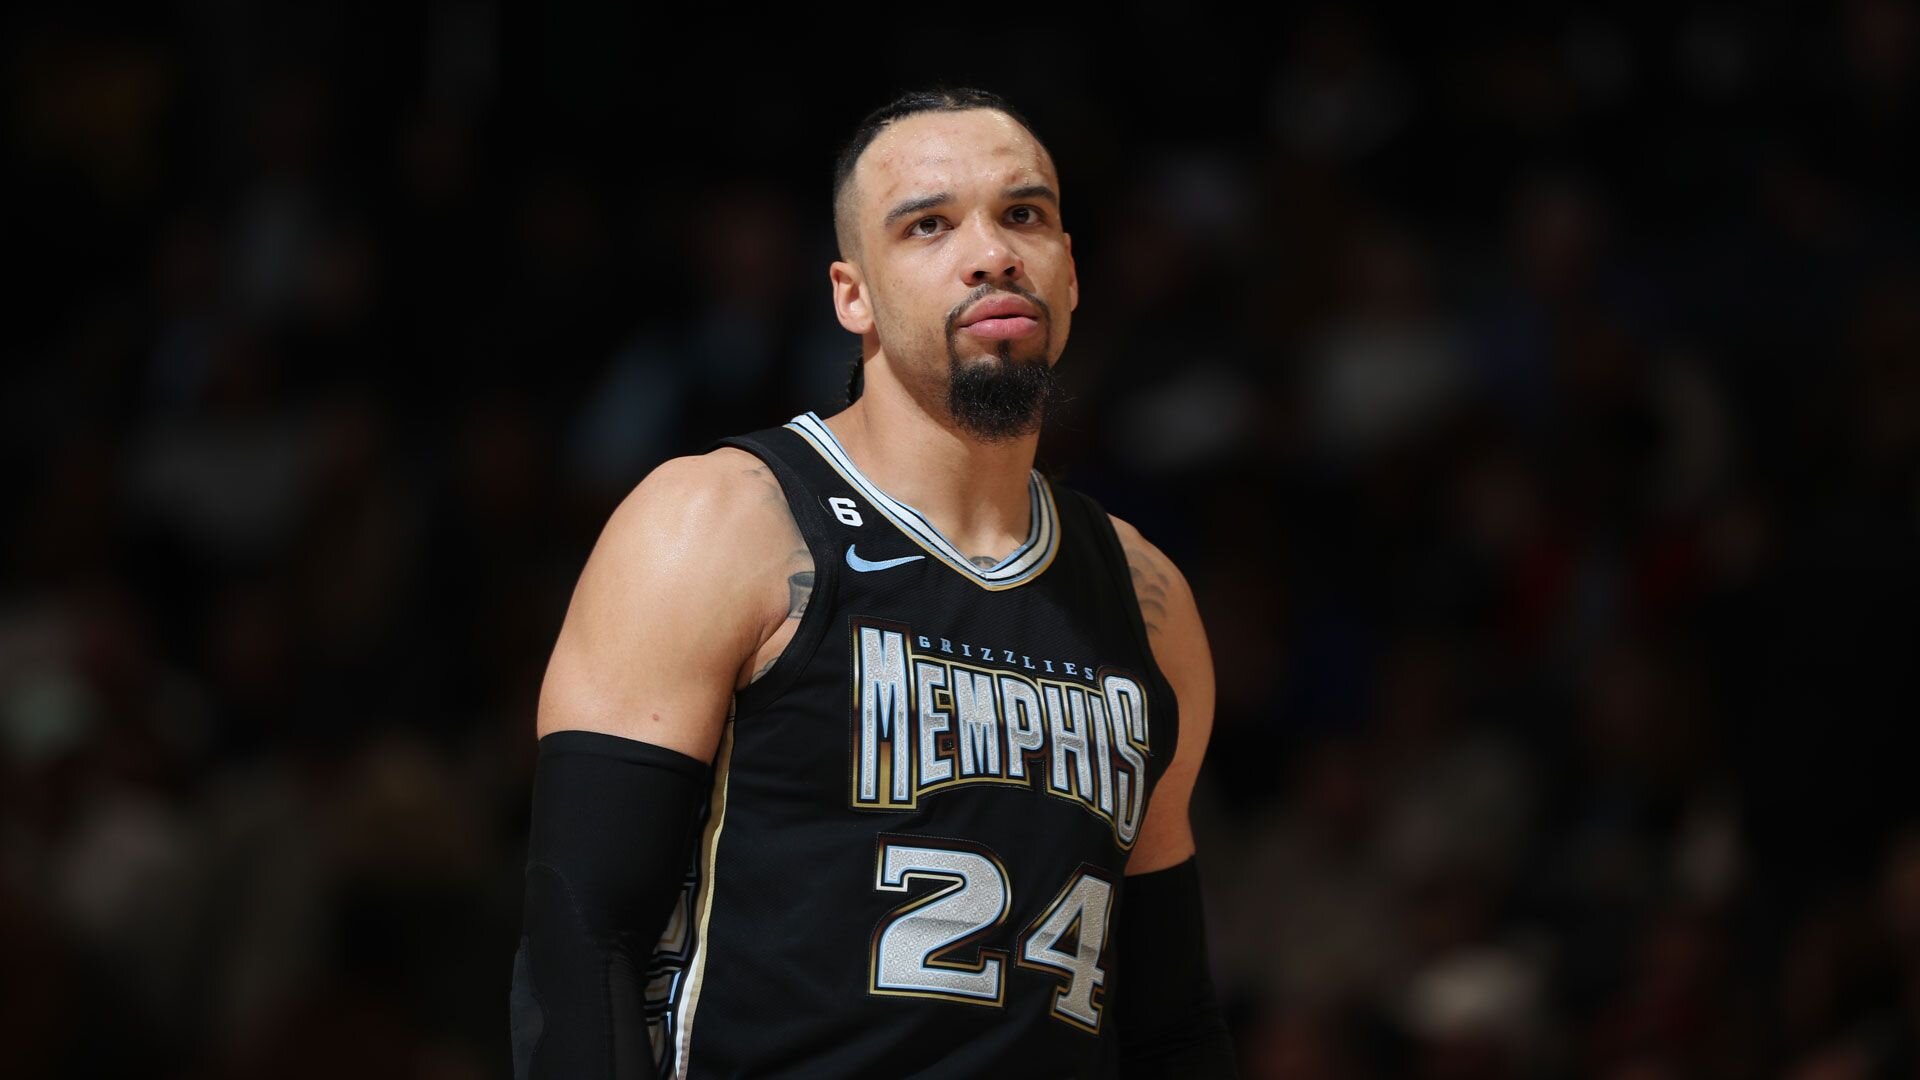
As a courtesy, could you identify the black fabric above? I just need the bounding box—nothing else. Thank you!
[509,937,542,1079]
[638,417,1182,1077]
[514,730,711,1080]
[1115,857,1238,1078]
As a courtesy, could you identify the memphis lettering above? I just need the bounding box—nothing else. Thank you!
[850,619,1152,848]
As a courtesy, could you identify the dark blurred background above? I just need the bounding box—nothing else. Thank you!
[5,4,1918,1078]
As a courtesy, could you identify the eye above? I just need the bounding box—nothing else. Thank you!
[907,216,946,237]
[1009,205,1045,225]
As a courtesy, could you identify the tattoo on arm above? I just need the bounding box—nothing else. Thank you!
[748,567,813,684]
[743,463,788,512]
[746,460,814,587]
[736,456,815,686]
[787,567,814,618]
[1123,539,1171,637]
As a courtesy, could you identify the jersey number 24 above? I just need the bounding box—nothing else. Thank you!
[868,836,1113,1034]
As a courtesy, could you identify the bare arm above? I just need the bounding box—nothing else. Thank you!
[535,447,810,761]
[514,449,810,1079]
[1108,513,1237,1076]
[1110,513,1215,876]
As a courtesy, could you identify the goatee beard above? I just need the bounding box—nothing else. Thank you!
[946,339,1064,442]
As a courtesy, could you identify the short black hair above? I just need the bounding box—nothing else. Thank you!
[831,86,1050,265]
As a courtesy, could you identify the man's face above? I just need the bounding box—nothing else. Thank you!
[837,109,1079,439]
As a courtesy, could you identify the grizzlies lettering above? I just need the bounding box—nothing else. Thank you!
[851,619,1152,847]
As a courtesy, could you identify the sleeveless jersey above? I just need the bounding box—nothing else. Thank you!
[644,411,1181,1078]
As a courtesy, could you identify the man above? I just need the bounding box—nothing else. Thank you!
[513,87,1237,1078]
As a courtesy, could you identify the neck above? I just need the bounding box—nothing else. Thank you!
[819,362,1040,564]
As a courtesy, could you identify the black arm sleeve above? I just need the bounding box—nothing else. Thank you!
[1115,856,1239,1079]
[511,730,710,1080]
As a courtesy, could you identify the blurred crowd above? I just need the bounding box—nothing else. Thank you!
[4,4,1918,1078]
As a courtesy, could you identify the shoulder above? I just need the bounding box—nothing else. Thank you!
[581,446,800,628]
[602,446,791,548]
[1103,511,1211,722]
[1105,513,1207,674]
[1098,518,1213,745]
[1104,514,1185,638]
[534,447,801,753]
[1105,512,1216,873]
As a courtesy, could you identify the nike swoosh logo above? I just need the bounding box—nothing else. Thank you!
[845,545,926,573]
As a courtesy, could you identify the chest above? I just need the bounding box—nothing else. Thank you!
[740,564,1167,854]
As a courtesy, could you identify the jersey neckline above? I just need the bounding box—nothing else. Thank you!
[785,411,1061,590]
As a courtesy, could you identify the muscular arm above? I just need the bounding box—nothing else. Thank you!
[537,448,809,756]
[513,449,807,1080]
[1109,514,1237,1078]
[1113,516,1213,876]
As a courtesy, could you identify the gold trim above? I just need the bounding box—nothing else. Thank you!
[868,837,1013,1008]
[1013,865,1115,1035]
[671,721,736,1076]
[846,630,1141,848]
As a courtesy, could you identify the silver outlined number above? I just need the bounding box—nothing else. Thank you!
[870,837,1115,1032]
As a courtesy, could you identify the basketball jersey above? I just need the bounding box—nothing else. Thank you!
[645,411,1181,1078]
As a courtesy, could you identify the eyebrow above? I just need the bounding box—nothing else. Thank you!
[881,184,1061,229]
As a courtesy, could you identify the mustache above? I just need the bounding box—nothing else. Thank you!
[947,284,1051,333]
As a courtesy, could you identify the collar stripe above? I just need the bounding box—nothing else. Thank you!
[785,412,1059,588]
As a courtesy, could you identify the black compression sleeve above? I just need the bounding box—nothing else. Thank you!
[511,730,710,1080]
[1115,857,1239,1079]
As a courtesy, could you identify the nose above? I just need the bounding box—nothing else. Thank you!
[960,214,1024,285]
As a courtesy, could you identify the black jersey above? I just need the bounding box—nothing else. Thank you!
[644,411,1180,1078]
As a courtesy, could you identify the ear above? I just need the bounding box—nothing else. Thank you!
[1064,232,1079,313]
[830,260,874,335]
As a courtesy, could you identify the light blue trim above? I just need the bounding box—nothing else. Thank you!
[844,546,928,573]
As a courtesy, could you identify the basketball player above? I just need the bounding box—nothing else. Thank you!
[512,88,1237,1078]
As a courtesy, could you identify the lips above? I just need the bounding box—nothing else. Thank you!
[958,296,1041,328]
[957,296,1044,340]
[961,316,1040,339]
